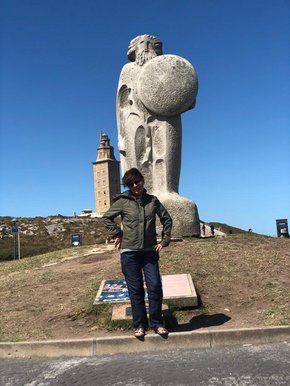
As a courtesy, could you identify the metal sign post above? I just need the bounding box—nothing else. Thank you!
[11,218,21,260]
[18,231,21,259]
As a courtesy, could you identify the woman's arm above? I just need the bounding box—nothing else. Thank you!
[102,200,123,239]
[155,198,172,247]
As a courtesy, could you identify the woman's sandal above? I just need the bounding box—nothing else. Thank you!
[134,327,146,338]
[154,326,168,336]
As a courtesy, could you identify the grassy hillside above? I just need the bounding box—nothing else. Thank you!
[0,216,110,261]
[204,222,259,235]
[1,215,266,261]
[0,232,289,341]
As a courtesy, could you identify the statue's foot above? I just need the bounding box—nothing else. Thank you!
[156,192,200,237]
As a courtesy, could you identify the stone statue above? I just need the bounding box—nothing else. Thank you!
[116,34,200,236]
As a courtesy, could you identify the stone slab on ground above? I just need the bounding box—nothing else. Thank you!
[94,273,197,307]
[112,304,169,321]
[162,273,197,306]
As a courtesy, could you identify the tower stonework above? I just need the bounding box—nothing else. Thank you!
[93,131,120,216]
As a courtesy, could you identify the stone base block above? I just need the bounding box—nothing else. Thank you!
[162,273,198,307]
[157,192,200,237]
[112,304,169,321]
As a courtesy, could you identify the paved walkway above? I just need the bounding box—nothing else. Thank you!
[1,342,290,385]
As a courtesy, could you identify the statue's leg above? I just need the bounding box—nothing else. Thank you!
[135,124,153,192]
[150,116,200,237]
[150,116,181,194]
[120,113,140,173]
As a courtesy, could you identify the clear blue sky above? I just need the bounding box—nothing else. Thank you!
[1,0,289,236]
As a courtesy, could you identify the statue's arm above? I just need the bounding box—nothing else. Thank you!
[116,86,128,154]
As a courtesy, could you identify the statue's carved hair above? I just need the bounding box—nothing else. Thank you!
[127,34,162,62]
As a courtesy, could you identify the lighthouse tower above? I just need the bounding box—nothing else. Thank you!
[92,130,120,216]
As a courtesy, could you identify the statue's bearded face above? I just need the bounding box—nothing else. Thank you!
[134,37,163,66]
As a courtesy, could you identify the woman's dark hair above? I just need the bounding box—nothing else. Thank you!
[122,168,144,188]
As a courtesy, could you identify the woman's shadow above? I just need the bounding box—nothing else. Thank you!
[164,289,231,332]
[164,310,231,332]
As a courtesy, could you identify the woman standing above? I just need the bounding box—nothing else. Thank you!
[102,168,172,338]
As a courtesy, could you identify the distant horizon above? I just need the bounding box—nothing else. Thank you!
[0,212,283,238]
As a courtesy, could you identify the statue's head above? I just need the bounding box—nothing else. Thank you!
[127,34,163,66]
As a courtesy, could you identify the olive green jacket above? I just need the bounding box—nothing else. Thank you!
[102,190,172,249]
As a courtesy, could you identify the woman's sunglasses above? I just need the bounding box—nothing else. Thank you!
[127,179,143,188]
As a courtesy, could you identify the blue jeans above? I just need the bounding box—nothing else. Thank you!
[121,250,163,330]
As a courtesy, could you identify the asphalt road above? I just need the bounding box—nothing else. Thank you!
[0,342,289,386]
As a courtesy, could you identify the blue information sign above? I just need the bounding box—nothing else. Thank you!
[276,219,289,238]
[96,279,148,303]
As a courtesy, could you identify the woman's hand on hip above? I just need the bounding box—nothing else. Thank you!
[154,243,163,253]
[114,237,122,250]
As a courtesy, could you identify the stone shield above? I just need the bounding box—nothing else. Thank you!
[137,54,198,117]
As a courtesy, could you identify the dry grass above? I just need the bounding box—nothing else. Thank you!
[0,234,289,341]
[160,235,290,328]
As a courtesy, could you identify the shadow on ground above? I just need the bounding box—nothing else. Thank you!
[165,312,231,332]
